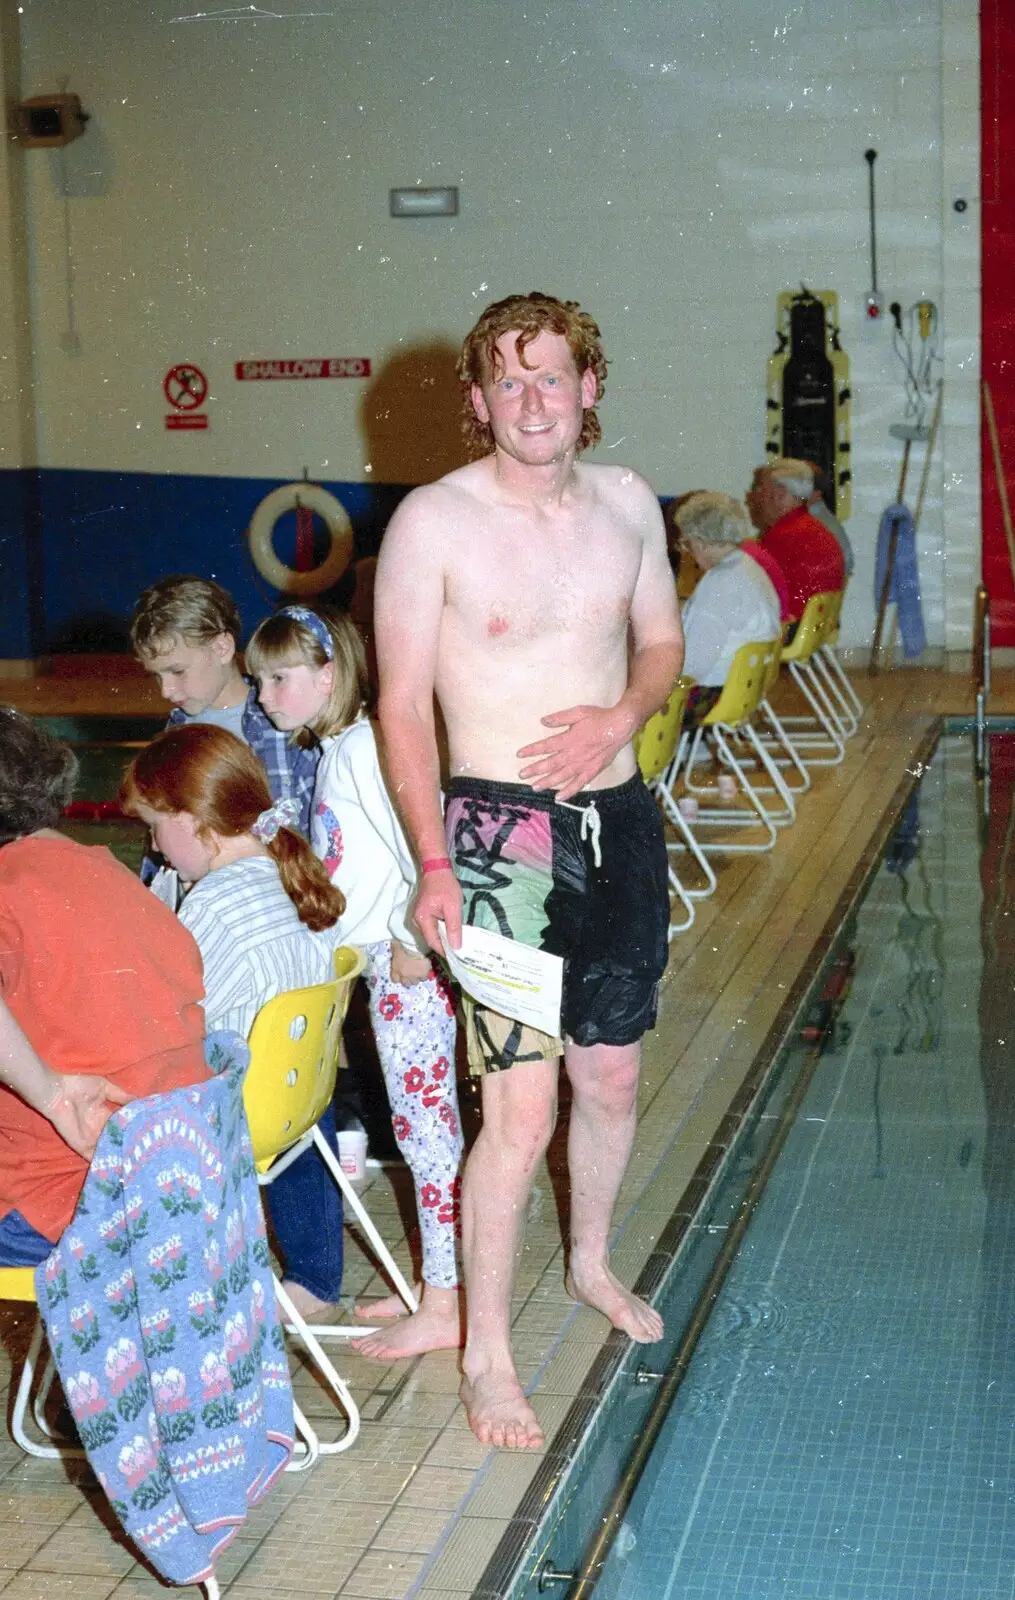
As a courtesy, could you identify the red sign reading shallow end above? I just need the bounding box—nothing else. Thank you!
[235,358,371,381]
[166,413,209,431]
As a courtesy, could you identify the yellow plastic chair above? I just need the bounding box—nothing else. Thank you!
[633,678,717,922]
[633,679,692,785]
[633,681,696,935]
[678,639,795,851]
[755,630,813,797]
[776,591,847,764]
[244,944,416,1468]
[813,587,862,735]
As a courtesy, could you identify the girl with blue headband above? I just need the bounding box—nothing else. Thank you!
[247,605,464,1360]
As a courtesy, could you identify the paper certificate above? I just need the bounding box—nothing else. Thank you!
[438,922,563,1038]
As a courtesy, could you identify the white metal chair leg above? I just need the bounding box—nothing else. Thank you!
[683,728,716,797]
[32,1349,56,1438]
[735,722,797,825]
[287,1399,321,1472]
[809,647,858,737]
[759,699,812,793]
[820,643,864,720]
[667,864,695,937]
[705,721,797,826]
[674,726,778,853]
[651,755,718,899]
[10,1319,85,1460]
[311,1129,418,1315]
[796,656,848,749]
[274,1278,359,1456]
[784,661,846,764]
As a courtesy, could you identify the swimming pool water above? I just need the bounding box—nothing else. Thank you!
[525,732,1014,1600]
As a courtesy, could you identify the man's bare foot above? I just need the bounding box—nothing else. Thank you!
[357,1294,464,1360]
[460,1371,544,1451]
[353,1286,420,1323]
[280,1280,342,1323]
[566,1264,664,1343]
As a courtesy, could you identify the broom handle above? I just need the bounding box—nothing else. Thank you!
[911,381,943,534]
[895,435,912,505]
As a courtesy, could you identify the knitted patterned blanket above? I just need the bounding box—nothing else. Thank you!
[37,1032,294,1586]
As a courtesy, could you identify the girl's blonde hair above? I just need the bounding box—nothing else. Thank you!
[119,723,344,933]
[245,607,370,739]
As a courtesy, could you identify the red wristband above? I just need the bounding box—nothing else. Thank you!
[421,856,452,875]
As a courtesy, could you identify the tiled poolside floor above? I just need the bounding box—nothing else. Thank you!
[0,658,996,1598]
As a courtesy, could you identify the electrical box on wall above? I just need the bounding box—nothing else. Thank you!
[16,94,88,148]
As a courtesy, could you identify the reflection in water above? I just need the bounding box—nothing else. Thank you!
[884,790,944,1056]
[978,734,1015,1430]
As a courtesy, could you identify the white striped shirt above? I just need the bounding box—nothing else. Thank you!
[179,856,334,1040]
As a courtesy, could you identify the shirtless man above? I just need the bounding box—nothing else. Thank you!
[374,292,683,1449]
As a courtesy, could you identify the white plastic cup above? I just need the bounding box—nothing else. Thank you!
[677,796,699,821]
[337,1128,368,1182]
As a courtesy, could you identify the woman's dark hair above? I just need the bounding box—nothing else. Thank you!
[0,706,78,845]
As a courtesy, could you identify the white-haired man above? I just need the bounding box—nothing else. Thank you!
[746,458,845,621]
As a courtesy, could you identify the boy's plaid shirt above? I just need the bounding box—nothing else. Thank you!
[165,685,319,836]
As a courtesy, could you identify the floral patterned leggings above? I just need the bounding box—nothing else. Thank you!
[362,941,463,1290]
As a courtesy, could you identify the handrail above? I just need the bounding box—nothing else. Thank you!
[973,583,989,775]
[973,583,990,701]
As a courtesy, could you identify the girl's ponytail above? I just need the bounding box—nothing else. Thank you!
[269,828,345,932]
[122,723,344,935]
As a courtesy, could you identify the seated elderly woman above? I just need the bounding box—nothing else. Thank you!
[673,491,784,725]
[0,707,209,1267]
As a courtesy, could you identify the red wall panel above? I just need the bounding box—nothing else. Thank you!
[982,0,1015,643]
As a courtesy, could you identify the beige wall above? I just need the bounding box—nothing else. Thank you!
[0,3,35,471]
[7,0,980,653]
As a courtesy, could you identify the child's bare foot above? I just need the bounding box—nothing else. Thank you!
[357,1286,463,1360]
[460,1371,544,1451]
[565,1264,663,1343]
[352,1285,420,1323]
[280,1280,342,1323]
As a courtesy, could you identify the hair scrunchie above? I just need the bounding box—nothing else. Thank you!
[251,796,301,842]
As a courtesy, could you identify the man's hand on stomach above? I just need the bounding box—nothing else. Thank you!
[517,702,637,800]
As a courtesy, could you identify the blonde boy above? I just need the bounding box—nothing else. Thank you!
[130,576,318,835]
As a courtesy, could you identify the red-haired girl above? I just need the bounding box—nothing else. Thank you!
[121,722,346,1320]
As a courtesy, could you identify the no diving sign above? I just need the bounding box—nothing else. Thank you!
[164,363,209,431]
[235,357,371,381]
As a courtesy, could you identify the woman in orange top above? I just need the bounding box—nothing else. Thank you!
[0,706,209,1264]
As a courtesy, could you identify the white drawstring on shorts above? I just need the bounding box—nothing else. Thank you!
[556,796,602,868]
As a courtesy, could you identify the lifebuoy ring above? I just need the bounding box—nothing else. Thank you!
[247,481,354,595]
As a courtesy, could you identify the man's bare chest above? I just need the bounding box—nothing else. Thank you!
[444,521,641,646]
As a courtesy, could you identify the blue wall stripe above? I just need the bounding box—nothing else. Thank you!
[1,467,413,655]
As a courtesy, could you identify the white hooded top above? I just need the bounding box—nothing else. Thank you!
[310,716,425,953]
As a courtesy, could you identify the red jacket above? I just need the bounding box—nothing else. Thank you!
[758,505,845,620]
